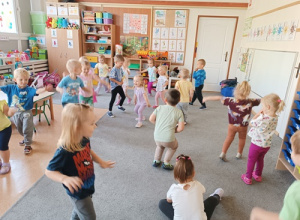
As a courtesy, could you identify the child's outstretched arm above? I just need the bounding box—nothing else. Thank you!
[90,150,115,168]
[45,169,83,194]
[203,96,223,103]
[176,122,185,133]
[3,103,17,117]
[149,112,156,124]
[93,74,111,90]
[250,207,279,220]
[137,69,148,74]
[189,88,194,102]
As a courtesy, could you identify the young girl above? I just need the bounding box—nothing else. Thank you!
[153,65,168,109]
[133,75,151,128]
[159,154,224,220]
[116,57,132,105]
[0,100,16,174]
[45,104,115,219]
[139,59,157,96]
[241,93,285,185]
[203,81,260,161]
[95,55,110,94]
[79,60,110,107]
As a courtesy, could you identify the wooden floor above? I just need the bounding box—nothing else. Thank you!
[0,104,107,216]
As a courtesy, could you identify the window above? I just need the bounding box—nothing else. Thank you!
[0,0,17,33]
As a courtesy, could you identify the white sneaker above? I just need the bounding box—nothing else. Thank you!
[219,152,228,162]
[210,188,224,200]
[135,122,143,128]
[236,152,242,159]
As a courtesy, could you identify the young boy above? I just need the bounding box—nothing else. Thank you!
[149,89,185,170]
[189,59,207,110]
[0,68,49,154]
[107,55,126,118]
[250,130,300,220]
[56,59,90,107]
[94,54,111,94]
[175,68,194,124]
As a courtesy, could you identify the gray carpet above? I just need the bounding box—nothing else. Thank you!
[2,90,295,220]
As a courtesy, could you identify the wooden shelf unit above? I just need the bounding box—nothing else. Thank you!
[127,58,171,72]
[82,23,115,68]
[276,77,300,180]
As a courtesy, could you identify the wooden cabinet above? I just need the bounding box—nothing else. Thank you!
[46,28,82,77]
[128,58,171,72]
[81,23,115,68]
[276,78,300,180]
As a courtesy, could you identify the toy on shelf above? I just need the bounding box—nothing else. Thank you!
[46,17,52,28]
[51,17,57,29]
[15,61,23,69]
[98,47,105,54]
[62,18,68,28]
[20,52,30,61]
[137,50,149,59]
[57,17,63,28]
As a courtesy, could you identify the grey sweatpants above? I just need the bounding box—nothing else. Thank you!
[154,139,178,163]
[12,110,34,146]
[69,195,96,220]
[176,102,189,122]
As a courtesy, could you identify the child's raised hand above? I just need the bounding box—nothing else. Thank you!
[100,160,115,169]
[62,176,83,194]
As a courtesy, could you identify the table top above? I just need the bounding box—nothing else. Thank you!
[0,91,55,103]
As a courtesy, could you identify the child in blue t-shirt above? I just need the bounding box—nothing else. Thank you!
[189,59,207,110]
[0,68,49,154]
[56,59,90,107]
[45,104,115,219]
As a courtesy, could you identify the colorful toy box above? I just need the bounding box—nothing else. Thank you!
[38,49,47,59]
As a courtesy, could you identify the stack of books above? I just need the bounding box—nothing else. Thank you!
[82,11,95,23]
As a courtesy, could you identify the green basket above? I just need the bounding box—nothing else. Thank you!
[30,11,47,25]
[32,24,46,35]
[129,63,140,69]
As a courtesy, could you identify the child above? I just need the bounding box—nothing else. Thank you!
[241,93,285,185]
[116,57,132,105]
[138,59,157,96]
[56,59,90,107]
[159,154,224,220]
[0,100,16,174]
[175,68,194,124]
[250,130,300,220]
[149,89,184,170]
[0,68,50,154]
[45,104,115,219]
[79,60,110,107]
[107,55,126,118]
[189,59,207,110]
[133,75,151,128]
[95,55,110,94]
[203,81,260,161]
[153,65,168,109]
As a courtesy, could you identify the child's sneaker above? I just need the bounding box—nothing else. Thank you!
[252,171,262,182]
[135,122,143,128]
[162,163,174,170]
[127,98,132,104]
[107,111,115,118]
[118,106,126,111]
[199,106,207,110]
[135,116,146,121]
[0,163,11,174]
[19,140,25,146]
[189,102,193,105]
[209,188,224,200]
[152,105,158,109]
[152,160,161,167]
[241,174,252,185]
[236,153,242,159]
[24,146,32,154]
[219,152,228,162]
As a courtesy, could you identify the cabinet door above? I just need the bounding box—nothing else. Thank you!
[46,28,63,75]
[64,29,82,61]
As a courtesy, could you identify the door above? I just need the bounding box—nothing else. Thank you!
[194,17,236,91]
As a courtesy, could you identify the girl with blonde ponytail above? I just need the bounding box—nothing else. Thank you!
[241,93,285,185]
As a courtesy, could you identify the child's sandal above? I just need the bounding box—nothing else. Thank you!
[24,146,32,154]
[241,174,252,185]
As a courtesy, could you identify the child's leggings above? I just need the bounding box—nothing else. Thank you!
[12,110,34,146]
[134,103,146,122]
[159,194,220,220]
[222,124,248,154]
[154,139,178,163]
[191,84,205,106]
[69,195,96,220]
[109,86,125,111]
[245,143,270,179]
[95,76,109,93]
[147,81,155,95]
[155,90,166,106]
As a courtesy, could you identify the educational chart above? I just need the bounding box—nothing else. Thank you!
[123,13,148,35]
[0,0,17,33]
[152,9,189,65]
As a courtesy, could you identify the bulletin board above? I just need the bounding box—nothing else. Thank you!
[85,6,151,56]
[152,9,189,65]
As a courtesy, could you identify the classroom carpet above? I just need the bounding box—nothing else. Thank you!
[1,90,295,220]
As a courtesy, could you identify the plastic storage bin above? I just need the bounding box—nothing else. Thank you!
[30,11,47,25]
[284,141,292,154]
[291,117,300,130]
[96,18,103,24]
[32,24,46,35]
[103,19,113,24]
[288,125,297,135]
[103,12,112,19]
[221,87,234,97]
[38,49,47,59]
[95,12,102,18]
[282,149,295,167]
